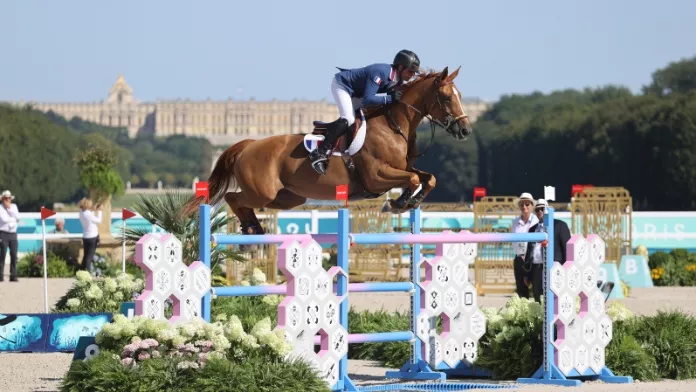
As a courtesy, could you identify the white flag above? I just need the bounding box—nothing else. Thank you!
[544,186,556,201]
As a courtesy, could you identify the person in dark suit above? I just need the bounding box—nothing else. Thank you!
[523,199,572,302]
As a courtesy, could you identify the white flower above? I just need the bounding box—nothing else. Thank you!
[251,268,267,284]
[67,298,81,309]
[84,284,103,300]
[76,270,92,283]
[606,301,633,321]
[103,278,118,293]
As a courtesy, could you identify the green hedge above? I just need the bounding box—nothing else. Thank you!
[649,249,696,286]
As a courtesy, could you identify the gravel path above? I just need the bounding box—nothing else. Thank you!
[1,278,695,392]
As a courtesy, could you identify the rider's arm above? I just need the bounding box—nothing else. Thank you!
[361,72,393,107]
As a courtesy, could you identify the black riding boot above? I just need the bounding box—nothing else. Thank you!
[309,117,349,175]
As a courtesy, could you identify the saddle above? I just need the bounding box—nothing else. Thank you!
[310,108,364,155]
[304,108,382,199]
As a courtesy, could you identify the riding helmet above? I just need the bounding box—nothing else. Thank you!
[393,49,421,72]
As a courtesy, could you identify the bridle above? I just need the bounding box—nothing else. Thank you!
[387,74,470,158]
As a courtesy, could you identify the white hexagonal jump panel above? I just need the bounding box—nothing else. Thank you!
[552,234,613,377]
[418,231,485,369]
[276,239,348,390]
[135,234,211,325]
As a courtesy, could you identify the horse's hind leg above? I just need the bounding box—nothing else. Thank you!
[224,192,272,235]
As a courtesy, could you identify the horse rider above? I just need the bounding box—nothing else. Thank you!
[308,49,422,175]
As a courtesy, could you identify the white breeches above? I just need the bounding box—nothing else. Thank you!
[331,77,362,126]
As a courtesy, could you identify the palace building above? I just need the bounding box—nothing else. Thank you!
[13,75,491,146]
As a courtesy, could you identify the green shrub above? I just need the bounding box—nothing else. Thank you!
[629,310,696,379]
[211,269,282,330]
[17,251,75,278]
[648,251,671,270]
[60,350,330,392]
[605,320,659,381]
[347,308,411,367]
[212,296,281,331]
[53,271,144,313]
[655,259,692,286]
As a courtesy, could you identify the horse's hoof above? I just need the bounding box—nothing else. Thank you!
[381,200,392,213]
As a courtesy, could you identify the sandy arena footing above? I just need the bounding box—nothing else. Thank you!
[1,278,695,392]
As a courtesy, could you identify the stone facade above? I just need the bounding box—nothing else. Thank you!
[13,75,490,146]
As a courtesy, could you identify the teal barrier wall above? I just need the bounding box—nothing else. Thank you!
[15,211,696,255]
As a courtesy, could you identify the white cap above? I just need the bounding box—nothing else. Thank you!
[517,192,534,206]
[536,198,549,208]
[1,190,14,200]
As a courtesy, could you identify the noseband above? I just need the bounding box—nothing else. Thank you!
[429,77,469,137]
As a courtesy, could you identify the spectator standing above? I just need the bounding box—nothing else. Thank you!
[0,190,21,282]
[511,192,538,298]
[52,217,69,233]
[524,198,572,302]
[79,198,102,271]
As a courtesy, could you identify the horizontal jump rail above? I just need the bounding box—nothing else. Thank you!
[213,232,547,245]
[213,282,415,297]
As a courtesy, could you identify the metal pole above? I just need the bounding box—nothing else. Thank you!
[42,219,48,314]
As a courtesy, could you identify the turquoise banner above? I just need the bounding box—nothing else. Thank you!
[15,211,696,255]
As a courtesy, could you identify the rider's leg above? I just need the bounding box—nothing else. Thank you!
[310,78,354,175]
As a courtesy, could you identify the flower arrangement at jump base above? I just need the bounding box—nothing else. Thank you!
[60,313,332,392]
[96,313,291,367]
[53,271,145,313]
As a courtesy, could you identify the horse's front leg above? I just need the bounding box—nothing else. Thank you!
[404,167,436,209]
[362,164,422,213]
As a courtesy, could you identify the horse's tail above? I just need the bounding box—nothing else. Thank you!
[180,139,255,217]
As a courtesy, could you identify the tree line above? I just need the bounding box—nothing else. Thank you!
[415,55,696,210]
[0,105,213,210]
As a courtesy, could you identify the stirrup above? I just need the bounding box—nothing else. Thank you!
[311,157,329,175]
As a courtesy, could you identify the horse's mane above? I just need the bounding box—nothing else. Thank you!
[405,69,442,89]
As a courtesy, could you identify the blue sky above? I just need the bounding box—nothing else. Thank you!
[1,0,694,103]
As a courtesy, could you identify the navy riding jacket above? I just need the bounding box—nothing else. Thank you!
[334,63,399,106]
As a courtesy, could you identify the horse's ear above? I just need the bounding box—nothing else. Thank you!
[446,66,461,82]
[440,67,449,81]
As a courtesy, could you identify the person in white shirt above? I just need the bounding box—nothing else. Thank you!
[0,190,21,282]
[523,199,572,302]
[510,192,539,298]
[78,198,102,272]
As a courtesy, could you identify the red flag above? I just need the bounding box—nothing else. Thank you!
[335,185,348,200]
[122,208,136,220]
[40,206,56,220]
[473,187,486,200]
[195,181,209,201]
[572,184,594,195]
[335,184,348,208]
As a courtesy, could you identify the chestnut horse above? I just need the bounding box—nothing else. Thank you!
[182,66,473,235]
